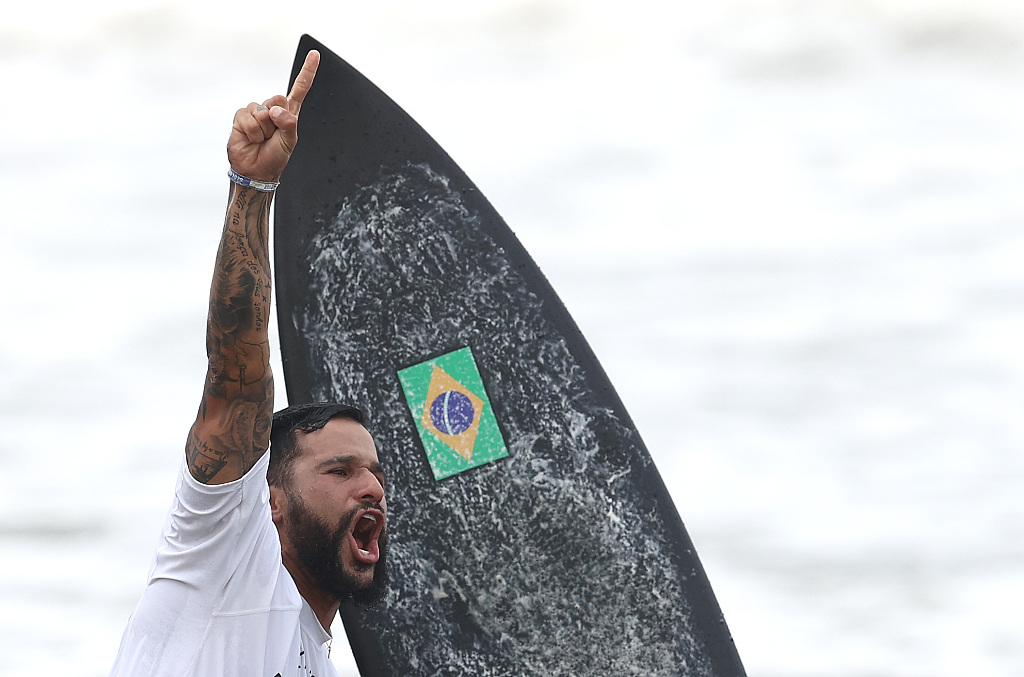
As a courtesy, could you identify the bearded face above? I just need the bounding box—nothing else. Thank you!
[282,488,389,606]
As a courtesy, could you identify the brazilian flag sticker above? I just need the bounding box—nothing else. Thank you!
[397,346,508,480]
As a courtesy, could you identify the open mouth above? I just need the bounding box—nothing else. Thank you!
[350,509,385,564]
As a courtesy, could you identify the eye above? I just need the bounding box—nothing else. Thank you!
[330,468,350,476]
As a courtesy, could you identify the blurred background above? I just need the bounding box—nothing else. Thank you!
[2,0,1023,675]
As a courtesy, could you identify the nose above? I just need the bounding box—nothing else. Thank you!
[357,468,385,505]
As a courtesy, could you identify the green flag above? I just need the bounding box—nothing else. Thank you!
[397,346,508,480]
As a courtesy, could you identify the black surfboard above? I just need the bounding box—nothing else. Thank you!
[275,35,745,677]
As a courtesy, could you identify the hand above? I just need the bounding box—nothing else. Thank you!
[227,50,320,183]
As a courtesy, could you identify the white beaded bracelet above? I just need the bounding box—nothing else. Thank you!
[228,167,280,192]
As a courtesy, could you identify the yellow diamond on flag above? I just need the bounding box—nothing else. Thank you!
[419,365,485,461]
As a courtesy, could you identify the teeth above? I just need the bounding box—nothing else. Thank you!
[364,515,377,524]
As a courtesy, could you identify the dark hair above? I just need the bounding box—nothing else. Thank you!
[268,403,367,487]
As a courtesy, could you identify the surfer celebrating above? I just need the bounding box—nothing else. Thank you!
[109,50,389,677]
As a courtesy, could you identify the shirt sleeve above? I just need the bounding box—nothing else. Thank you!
[147,450,279,599]
[109,452,284,676]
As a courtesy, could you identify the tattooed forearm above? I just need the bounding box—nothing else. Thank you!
[206,338,270,400]
[188,184,276,485]
[209,191,271,341]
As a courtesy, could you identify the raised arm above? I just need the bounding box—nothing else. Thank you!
[186,51,320,485]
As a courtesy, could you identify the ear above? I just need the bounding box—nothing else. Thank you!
[269,484,287,525]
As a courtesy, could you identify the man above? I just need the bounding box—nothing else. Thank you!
[109,50,389,677]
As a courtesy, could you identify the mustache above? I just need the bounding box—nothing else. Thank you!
[342,500,386,528]
[354,499,385,513]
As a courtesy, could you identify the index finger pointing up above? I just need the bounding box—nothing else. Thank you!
[287,50,320,114]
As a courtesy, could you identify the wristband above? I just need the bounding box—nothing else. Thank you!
[228,167,280,192]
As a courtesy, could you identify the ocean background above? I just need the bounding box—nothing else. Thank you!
[2,1,1023,675]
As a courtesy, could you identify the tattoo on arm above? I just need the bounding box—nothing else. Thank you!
[188,186,276,484]
[185,429,228,484]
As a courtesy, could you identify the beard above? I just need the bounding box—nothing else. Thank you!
[282,490,389,607]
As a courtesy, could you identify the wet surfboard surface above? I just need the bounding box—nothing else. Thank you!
[275,34,746,677]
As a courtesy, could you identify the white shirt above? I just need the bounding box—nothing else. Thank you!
[109,452,339,677]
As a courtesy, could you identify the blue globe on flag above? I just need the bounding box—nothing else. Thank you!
[430,390,475,435]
